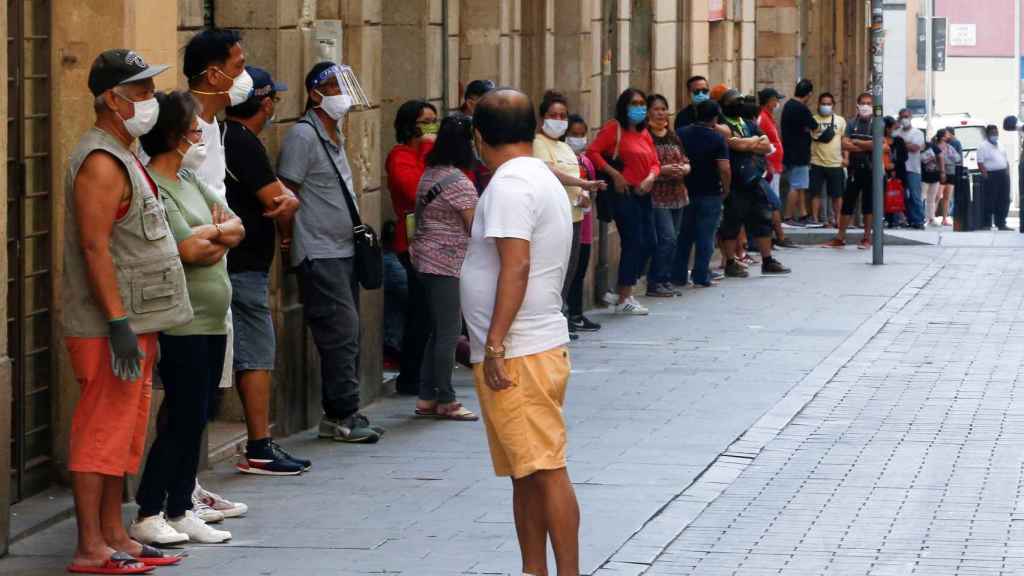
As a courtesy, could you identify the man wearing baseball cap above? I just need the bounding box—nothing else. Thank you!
[64,48,192,573]
[278,62,385,443]
[222,66,307,475]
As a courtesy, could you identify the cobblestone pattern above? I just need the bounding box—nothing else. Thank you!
[648,249,1024,575]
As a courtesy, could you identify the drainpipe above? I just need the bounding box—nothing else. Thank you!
[442,0,450,113]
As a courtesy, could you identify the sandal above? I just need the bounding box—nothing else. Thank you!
[437,405,479,421]
[68,552,153,574]
[135,545,185,567]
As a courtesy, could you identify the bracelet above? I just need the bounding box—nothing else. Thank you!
[214,223,223,238]
[484,344,506,359]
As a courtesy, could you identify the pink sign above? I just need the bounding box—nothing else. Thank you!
[709,0,725,21]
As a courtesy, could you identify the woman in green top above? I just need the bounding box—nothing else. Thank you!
[130,91,244,546]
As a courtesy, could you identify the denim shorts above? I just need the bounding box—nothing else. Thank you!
[230,271,276,372]
[785,164,810,189]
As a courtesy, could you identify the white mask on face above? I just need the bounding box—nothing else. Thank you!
[819,105,833,116]
[900,118,912,129]
[263,113,276,133]
[178,140,208,172]
[566,136,588,153]
[316,91,353,120]
[858,104,872,118]
[543,118,569,139]
[115,93,160,138]
[224,68,254,106]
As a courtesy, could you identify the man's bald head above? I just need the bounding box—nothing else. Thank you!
[473,87,536,147]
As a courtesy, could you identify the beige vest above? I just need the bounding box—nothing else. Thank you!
[62,128,193,337]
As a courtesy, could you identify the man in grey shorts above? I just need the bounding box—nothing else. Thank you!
[224,66,309,475]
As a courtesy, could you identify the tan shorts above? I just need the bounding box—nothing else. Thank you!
[474,347,571,479]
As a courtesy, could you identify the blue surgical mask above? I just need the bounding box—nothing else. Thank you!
[692,91,710,104]
[628,105,647,125]
[989,135,999,144]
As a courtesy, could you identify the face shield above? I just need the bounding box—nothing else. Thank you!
[311,63,370,111]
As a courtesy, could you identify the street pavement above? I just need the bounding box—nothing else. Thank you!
[4,239,1018,575]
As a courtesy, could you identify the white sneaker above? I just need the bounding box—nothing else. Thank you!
[191,490,225,523]
[167,510,232,544]
[614,297,649,316]
[128,513,189,546]
[602,291,619,306]
[194,482,248,518]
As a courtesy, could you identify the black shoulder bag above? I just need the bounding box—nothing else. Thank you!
[594,121,623,223]
[298,120,383,290]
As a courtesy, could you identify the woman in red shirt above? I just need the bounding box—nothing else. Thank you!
[385,100,438,394]
[586,88,660,316]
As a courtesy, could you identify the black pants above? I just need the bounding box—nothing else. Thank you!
[567,243,592,317]
[842,165,874,216]
[297,257,362,419]
[136,334,226,519]
[396,253,429,394]
[561,221,582,304]
[419,274,462,404]
[985,169,1011,228]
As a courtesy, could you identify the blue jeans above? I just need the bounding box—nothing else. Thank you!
[673,195,723,285]
[648,207,684,286]
[612,192,656,288]
[904,171,924,226]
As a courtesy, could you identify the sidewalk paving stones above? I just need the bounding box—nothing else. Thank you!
[0,245,980,575]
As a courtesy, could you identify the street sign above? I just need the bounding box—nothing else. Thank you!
[949,23,976,47]
[917,16,947,71]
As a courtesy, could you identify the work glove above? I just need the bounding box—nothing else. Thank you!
[108,317,144,381]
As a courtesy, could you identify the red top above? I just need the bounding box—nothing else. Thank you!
[385,140,434,254]
[758,109,784,175]
[585,120,661,187]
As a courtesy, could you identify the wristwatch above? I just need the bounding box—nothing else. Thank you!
[484,344,506,359]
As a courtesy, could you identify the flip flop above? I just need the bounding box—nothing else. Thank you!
[437,406,479,421]
[67,552,153,574]
[414,408,439,418]
[136,544,186,566]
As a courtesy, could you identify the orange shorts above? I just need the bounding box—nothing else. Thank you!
[474,347,571,479]
[66,333,158,476]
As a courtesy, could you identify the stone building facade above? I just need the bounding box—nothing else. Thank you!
[0,0,869,554]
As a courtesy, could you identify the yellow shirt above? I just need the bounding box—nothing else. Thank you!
[810,114,847,168]
[533,134,584,222]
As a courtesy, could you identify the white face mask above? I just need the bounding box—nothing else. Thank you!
[900,118,912,129]
[566,136,587,153]
[222,68,254,106]
[542,118,568,139]
[178,140,208,172]
[317,91,353,120]
[819,105,833,116]
[115,93,160,138]
[263,114,276,133]
[858,104,872,118]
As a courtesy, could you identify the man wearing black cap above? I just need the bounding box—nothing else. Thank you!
[64,49,191,573]
[278,61,384,443]
[757,87,797,248]
[223,66,307,476]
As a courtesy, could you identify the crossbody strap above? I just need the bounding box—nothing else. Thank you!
[414,171,463,231]
[297,120,363,229]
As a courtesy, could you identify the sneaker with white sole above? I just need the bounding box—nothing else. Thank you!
[167,510,232,544]
[191,490,225,523]
[128,513,189,546]
[614,297,649,316]
[194,482,248,518]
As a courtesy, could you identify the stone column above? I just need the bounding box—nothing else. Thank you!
[755,0,800,93]
[684,0,712,84]
[739,0,757,93]
[652,0,679,111]
[460,0,503,89]
[552,0,594,121]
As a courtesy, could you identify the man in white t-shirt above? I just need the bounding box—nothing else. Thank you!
[977,124,1012,230]
[459,88,578,576]
[895,109,926,228]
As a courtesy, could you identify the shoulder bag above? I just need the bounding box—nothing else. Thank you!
[298,120,383,290]
[407,171,464,242]
[595,121,623,223]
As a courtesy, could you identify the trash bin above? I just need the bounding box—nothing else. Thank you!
[969,171,988,231]
[953,165,971,230]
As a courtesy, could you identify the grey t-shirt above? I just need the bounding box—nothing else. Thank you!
[278,109,358,266]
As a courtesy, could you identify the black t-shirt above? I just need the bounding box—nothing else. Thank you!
[224,120,279,274]
[678,124,730,196]
[780,99,817,167]
[674,105,698,131]
[846,116,873,167]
